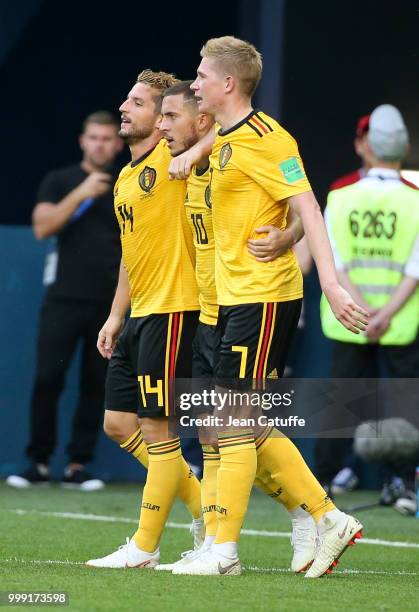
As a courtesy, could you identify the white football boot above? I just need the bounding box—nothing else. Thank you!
[305,512,363,578]
[86,538,159,569]
[172,547,241,576]
[290,514,318,573]
[155,517,206,571]
[155,541,211,572]
[191,517,205,549]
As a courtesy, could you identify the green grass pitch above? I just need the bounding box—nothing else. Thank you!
[1,482,418,611]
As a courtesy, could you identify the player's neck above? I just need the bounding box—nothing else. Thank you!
[195,127,212,170]
[129,132,162,162]
[371,160,401,171]
[216,99,253,132]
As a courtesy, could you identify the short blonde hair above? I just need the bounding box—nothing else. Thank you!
[136,69,179,111]
[201,36,262,97]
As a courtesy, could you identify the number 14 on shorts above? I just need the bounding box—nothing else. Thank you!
[138,375,164,407]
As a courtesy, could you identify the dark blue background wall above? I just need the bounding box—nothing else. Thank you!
[0,226,330,481]
[0,226,149,481]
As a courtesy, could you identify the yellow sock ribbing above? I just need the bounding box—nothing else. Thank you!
[120,428,149,468]
[121,429,201,519]
[133,438,183,552]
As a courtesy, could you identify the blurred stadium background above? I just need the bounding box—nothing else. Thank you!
[1,0,418,483]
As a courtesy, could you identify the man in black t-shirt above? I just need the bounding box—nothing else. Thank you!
[6,111,123,490]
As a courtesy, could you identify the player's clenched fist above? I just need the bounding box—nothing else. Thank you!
[168,128,215,180]
[169,150,196,180]
[97,314,124,359]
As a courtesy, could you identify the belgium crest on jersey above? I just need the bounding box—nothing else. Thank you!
[139,166,157,192]
[204,185,212,209]
[219,143,232,169]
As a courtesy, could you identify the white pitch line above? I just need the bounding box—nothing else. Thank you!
[246,566,418,577]
[0,558,417,577]
[8,509,419,549]
[11,508,136,524]
[0,558,84,566]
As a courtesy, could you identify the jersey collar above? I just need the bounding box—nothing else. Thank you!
[367,167,400,180]
[218,109,256,136]
[131,143,160,168]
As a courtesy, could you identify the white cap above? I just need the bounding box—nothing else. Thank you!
[368,104,409,161]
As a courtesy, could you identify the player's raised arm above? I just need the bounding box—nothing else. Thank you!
[97,259,130,359]
[288,190,369,334]
[169,127,215,180]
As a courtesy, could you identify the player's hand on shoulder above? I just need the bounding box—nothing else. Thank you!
[79,172,112,199]
[247,225,294,262]
[169,130,215,180]
[323,283,369,335]
[97,314,124,359]
[169,151,195,181]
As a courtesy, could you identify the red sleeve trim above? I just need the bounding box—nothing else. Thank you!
[401,177,419,191]
[329,169,362,192]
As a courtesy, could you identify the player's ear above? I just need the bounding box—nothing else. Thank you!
[79,133,86,152]
[225,75,234,93]
[354,137,363,157]
[197,113,207,130]
[154,114,163,129]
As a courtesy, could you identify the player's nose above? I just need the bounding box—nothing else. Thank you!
[119,99,129,112]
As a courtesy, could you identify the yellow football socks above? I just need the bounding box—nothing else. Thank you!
[254,428,335,520]
[133,437,183,553]
[121,428,202,520]
[201,445,220,537]
[178,458,202,520]
[120,428,149,467]
[214,431,257,544]
[254,426,297,510]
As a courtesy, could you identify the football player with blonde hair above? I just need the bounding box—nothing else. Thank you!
[169,36,367,578]
[157,81,343,577]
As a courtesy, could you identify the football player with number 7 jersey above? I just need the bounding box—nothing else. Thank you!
[159,80,354,578]
[168,36,368,578]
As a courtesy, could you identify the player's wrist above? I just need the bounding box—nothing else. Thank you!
[321,279,340,295]
[109,308,126,322]
[286,225,300,247]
